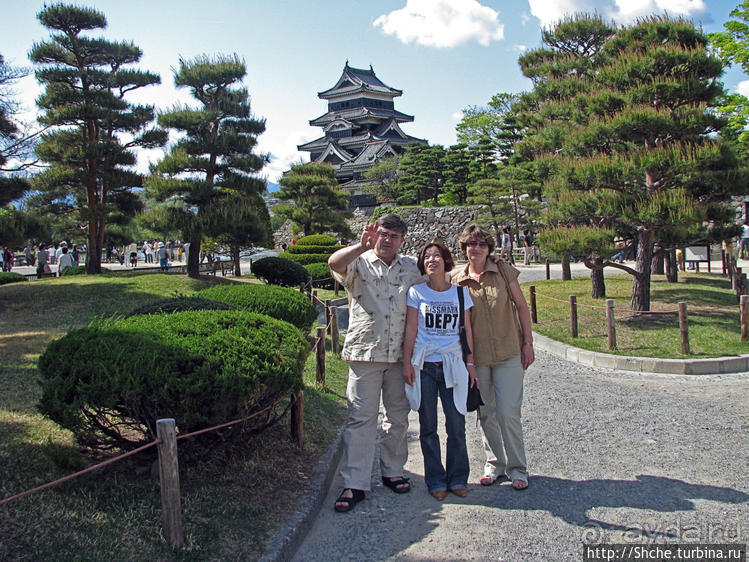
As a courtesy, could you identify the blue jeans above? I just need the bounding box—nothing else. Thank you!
[417,362,469,493]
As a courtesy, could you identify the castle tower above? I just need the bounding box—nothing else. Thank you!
[298,62,426,207]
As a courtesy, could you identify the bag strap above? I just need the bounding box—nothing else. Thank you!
[457,285,465,328]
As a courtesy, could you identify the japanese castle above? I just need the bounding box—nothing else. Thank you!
[298,62,425,207]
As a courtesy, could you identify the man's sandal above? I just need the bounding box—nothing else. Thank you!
[334,488,365,512]
[382,476,411,494]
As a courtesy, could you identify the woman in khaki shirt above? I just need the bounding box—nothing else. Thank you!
[453,224,535,490]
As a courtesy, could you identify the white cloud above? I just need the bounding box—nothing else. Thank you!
[528,0,707,29]
[373,0,505,48]
[737,80,749,98]
[259,130,314,183]
[451,111,464,120]
[513,44,529,53]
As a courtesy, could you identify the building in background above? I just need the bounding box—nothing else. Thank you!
[298,62,426,208]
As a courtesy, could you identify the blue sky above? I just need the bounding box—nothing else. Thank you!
[2,0,746,182]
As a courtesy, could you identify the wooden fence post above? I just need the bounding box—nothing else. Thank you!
[334,279,340,297]
[741,295,748,342]
[291,391,304,447]
[606,299,616,350]
[156,418,184,548]
[529,285,537,324]
[330,306,340,354]
[325,299,332,338]
[315,326,326,385]
[569,295,578,338]
[545,259,550,281]
[310,289,317,304]
[678,301,689,354]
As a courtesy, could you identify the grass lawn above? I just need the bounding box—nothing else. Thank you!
[0,272,348,561]
[524,272,748,358]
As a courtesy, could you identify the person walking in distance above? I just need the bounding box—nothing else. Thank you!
[327,214,422,512]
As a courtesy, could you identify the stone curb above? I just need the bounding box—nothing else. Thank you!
[260,426,345,562]
[533,332,749,375]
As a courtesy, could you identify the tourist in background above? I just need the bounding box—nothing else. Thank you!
[71,244,80,267]
[58,246,75,274]
[157,242,169,272]
[741,221,749,260]
[523,230,533,266]
[36,244,51,277]
[453,224,534,491]
[402,241,477,500]
[24,245,34,267]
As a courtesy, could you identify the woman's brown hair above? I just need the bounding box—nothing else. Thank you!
[417,242,454,274]
[458,224,496,256]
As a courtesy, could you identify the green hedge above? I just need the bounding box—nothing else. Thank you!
[126,297,236,317]
[251,256,309,287]
[286,244,344,255]
[38,310,309,450]
[197,283,317,332]
[0,272,27,285]
[304,262,330,280]
[59,265,86,276]
[278,252,332,265]
[295,234,337,246]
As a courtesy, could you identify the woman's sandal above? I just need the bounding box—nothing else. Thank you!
[512,478,529,491]
[334,488,365,512]
[382,476,411,494]
[479,473,508,486]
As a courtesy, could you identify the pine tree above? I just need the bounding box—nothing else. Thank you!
[277,163,352,237]
[147,54,268,278]
[30,4,166,273]
[517,15,742,310]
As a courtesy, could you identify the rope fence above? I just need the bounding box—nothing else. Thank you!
[529,284,748,352]
[0,391,295,548]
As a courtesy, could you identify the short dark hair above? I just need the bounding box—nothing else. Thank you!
[459,224,496,256]
[376,213,408,236]
[417,242,454,274]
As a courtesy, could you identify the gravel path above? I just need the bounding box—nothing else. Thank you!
[292,350,749,561]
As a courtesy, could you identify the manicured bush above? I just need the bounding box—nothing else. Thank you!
[251,256,309,287]
[197,283,317,332]
[295,234,337,246]
[305,262,334,289]
[0,272,27,285]
[59,265,86,276]
[286,244,344,255]
[38,310,309,450]
[126,297,236,318]
[304,262,330,280]
[278,252,333,266]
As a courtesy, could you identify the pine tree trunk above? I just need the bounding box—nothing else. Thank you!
[85,219,102,274]
[665,248,678,283]
[187,237,201,279]
[562,255,571,281]
[590,258,606,299]
[232,245,241,276]
[631,229,655,311]
[651,245,664,275]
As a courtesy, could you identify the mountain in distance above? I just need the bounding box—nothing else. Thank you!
[266,181,280,193]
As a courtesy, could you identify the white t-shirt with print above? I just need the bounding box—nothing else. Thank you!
[407,282,473,363]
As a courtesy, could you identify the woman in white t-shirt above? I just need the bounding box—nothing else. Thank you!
[402,242,478,501]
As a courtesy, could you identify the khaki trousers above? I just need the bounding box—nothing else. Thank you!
[476,354,528,482]
[339,361,410,491]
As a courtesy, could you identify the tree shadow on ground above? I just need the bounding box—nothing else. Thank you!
[473,474,748,539]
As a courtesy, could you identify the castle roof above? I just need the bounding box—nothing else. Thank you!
[309,106,414,127]
[319,63,402,100]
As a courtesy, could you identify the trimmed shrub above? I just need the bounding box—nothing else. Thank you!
[286,244,344,255]
[59,265,86,276]
[304,262,330,280]
[278,252,333,265]
[0,272,27,285]
[197,283,317,332]
[305,262,334,289]
[126,297,236,318]
[251,256,309,287]
[38,310,309,450]
[295,234,337,246]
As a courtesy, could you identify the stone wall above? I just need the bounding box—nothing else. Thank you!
[273,206,487,259]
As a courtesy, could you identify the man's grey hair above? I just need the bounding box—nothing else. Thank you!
[376,213,408,235]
